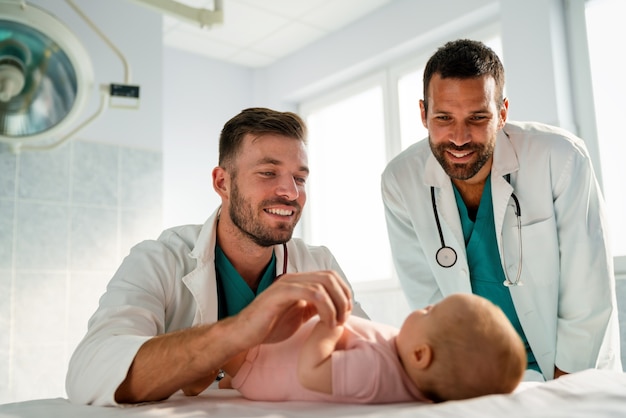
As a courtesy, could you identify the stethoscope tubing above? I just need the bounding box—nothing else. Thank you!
[431,187,458,268]
[281,243,288,276]
[430,182,523,286]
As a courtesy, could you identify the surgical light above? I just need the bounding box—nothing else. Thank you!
[0,0,141,153]
[0,0,94,152]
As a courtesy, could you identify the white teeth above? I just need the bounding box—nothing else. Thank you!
[450,151,470,158]
[267,208,293,216]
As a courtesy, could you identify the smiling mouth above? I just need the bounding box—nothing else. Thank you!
[265,208,294,216]
[448,150,472,159]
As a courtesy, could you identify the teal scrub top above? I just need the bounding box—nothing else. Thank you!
[454,177,539,372]
[215,245,277,319]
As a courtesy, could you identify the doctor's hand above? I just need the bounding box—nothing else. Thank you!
[230,270,353,349]
[181,369,220,396]
[115,270,352,404]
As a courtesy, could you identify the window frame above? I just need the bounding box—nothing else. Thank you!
[298,24,503,292]
[299,72,398,292]
[565,0,626,278]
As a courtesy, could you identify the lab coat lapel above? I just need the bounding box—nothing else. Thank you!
[183,262,219,325]
[275,242,289,276]
[183,209,220,325]
[491,128,519,251]
[491,180,515,256]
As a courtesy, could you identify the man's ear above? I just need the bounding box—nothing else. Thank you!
[419,99,428,129]
[413,343,433,370]
[498,97,509,129]
[212,166,229,198]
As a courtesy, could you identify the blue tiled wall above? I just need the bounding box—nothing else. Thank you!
[0,140,163,403]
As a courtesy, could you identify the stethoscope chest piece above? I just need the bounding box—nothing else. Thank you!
[503,278,523,287]
[436,246,457,268]
[431,187,458,268]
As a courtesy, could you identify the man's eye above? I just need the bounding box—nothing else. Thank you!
[295,177,307,185]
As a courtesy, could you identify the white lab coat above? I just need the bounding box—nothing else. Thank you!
[381,121,621,380]
[65,208,367,406]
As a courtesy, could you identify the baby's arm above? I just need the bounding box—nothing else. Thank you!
[297,321,345,394]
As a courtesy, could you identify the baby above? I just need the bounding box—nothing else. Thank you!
[220,293,526,403]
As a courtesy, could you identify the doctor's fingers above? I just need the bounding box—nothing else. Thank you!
[274,271,353,325]
[278,270,353,301]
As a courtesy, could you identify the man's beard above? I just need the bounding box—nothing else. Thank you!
[429,138,494,181]
[229,180,300,247]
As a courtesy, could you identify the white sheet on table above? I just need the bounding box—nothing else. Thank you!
[1,369,625,418]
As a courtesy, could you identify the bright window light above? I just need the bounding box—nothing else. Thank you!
[585,0,626,256]
[398,68,427,151]
[304,86,392,283]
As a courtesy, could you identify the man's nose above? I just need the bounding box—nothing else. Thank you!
[448,122,471,146]
[276,176,299,200]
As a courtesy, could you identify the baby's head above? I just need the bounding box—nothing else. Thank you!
[396,293,526,402]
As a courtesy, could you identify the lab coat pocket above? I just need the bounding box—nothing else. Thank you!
[504,215,559,289]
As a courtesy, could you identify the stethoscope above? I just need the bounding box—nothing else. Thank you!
[280,243,288,276]
[430,177,523,287]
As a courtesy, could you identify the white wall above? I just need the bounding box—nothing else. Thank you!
[254,0,499,108]
[161,48,253,228]
[500,0,576,130]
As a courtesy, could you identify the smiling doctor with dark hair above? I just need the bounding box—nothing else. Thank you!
[381,39,621,381]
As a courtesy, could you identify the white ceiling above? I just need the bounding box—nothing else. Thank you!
[160,0,392,68]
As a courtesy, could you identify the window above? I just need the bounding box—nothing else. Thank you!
[397,67,427,151]
[300,31,502,286]
[301,78,391,284]
[584,0,626,261]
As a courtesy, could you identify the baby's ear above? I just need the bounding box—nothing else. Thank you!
[413,344,433,370]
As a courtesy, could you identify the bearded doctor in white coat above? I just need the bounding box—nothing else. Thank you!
[381,39,621,381]
[66,108,367,406]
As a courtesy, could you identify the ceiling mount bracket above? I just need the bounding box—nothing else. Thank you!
[130,0,224,29]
